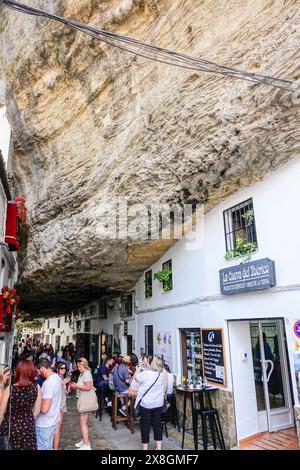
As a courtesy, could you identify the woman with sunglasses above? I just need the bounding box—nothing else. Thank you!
[53,362,70,450]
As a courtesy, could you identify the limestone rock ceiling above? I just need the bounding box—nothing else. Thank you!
[0,0,299,315]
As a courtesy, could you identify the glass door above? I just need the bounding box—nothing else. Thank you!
[250,319,293,432]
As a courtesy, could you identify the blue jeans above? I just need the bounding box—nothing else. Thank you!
[96,381,109,389]
[36,425,57,450]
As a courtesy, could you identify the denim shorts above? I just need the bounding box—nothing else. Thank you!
[36,424,58,450]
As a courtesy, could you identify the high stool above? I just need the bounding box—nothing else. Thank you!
[127,397,141,434]
[194,407,226,450]
[167,394,181,432]
[95,387,106,421]
[111,392,130,430]
[161,413,169,438]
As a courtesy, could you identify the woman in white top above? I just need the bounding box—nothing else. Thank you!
[134,356,167,451]
[70,357,93,450]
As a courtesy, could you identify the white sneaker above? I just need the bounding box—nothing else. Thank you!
[77,443,92,450]
[75,440,83,448]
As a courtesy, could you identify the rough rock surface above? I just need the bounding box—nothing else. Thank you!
[0,0,299,314]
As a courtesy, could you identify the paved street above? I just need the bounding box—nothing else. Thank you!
[59,395,189,451]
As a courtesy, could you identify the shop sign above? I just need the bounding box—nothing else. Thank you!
[219,258,276,295]
[123,321,128,336]
[201,328,226,387]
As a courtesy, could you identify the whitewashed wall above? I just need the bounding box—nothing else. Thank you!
[134,156,300,437]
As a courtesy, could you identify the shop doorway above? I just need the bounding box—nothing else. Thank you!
[228,319,294,442]
[250,319,293,432]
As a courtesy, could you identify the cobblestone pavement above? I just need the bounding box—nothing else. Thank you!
[59,395,190,451]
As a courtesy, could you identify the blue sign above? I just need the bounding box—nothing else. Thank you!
[219,258,276,295]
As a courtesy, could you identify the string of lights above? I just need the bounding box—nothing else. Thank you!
[0,0,298,92]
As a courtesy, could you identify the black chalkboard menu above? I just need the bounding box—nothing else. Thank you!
[201,328,226,387]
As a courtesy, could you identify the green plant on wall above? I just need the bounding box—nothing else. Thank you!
[242,209,254,227]
[154,268,173,292]
[225,236,257,262]
[144,283,153,299]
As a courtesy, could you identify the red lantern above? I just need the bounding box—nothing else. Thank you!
[5,203,20,251]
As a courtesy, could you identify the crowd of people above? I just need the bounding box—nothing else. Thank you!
[95,352,174,451]
[0,339,175,451]
[0,338,94,450]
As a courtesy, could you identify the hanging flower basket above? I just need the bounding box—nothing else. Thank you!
[0,286,21,332]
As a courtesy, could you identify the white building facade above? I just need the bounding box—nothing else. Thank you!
[22,315,76,351]
[134,156,300,447]
[72,293,137,367]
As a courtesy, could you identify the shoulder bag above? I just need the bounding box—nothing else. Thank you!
[133,373,160,419]
[77,378,99,414]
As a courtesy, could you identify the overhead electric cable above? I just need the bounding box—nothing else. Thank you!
[0,0,298,92]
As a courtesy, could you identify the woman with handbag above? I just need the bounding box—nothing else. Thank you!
[134,356,168,451]
[0,360,42,450]
[70,357,98,450]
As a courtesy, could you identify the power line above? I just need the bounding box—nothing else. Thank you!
[0,0,298,92]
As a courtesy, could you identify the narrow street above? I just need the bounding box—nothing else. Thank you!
[0,0,299,458]
[60,395,187,451]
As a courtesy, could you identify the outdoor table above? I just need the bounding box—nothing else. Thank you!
[176,385,218,450]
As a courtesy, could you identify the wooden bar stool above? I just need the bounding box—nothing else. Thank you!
[111,392,130,430]
[127,397,140,434]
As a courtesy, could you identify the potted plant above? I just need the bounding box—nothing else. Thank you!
[225,237,257,262]
[154,268,173,292]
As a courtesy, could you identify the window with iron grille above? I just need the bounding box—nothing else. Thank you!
[145,270,152,298]
[57,319,60,329]
[162,259,173,291]
[121,294,133,317]
[223,198,258,256]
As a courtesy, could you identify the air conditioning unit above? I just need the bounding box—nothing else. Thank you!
[50,328,55,334]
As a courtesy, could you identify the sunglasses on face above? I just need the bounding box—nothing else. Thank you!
[59,367,66,370]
